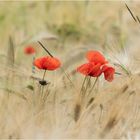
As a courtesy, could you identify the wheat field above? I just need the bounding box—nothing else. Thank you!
[0,1,140,139]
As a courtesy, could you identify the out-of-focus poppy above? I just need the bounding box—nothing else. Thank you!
[86,50,107,65]
[77,62,102,77]
[102,65,115,82]
[34,56,61,70]
[24,46,35,55]
[77,62,94,76]
[77,50,115,82]
[89,63,102,77]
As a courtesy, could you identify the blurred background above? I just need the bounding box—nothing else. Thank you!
[0,1,138,71]
[0,1,139,48]
[0,1,140,65]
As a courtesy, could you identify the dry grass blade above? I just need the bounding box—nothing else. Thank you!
[136,16,140,24]
[38,41,53,57]
[7,36,15,66]
[125,3,137,22]
[114,62,131,76]
[87,77,98,97]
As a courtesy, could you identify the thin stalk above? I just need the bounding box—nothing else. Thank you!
[136,16,140,24]
[83,76,91,98]
[43,91,50,103]
[80,76,87,96]
[43,86,50,103]
[41,70,46,99]
[42,70,46,81]
[87,77,98,97]
[38,41,53,57]
[125,3,137,22]
[61,67,78,92]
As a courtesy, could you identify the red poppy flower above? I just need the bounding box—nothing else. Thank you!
[24,46,35,55]
[77,50,115,82]
[89,63,102,77]
[86,50,107,65]
[34,56,61,70]
[77,62,102,77]
[77,62,95,75]
[102,65,115,82]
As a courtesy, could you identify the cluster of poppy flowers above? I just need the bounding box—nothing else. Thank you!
[24,46,115,82]
[77,51,115,82]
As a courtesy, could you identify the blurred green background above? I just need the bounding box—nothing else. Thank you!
[0,1,140,60]
[0,1,133,47]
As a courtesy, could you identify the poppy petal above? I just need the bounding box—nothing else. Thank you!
[102,65,115,82]
[34,58,43,69]
[43,57,61,70]
[77,63,95,76]
[86,50,107,65]
[90,63,102,77]
[34,56,61,70]
[102,65,108,72]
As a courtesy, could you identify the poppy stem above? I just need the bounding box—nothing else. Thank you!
[80,76,87,96]
[41,70,47,99]
[83,76,91,97]
[87,77,98,97]
[42,70,46,81]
